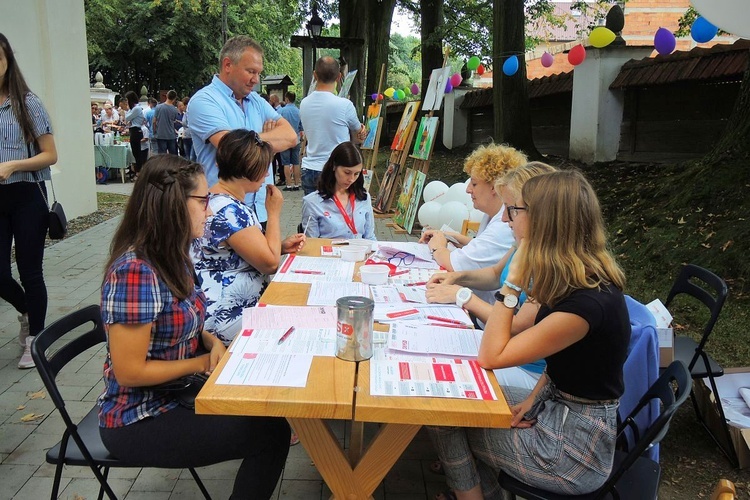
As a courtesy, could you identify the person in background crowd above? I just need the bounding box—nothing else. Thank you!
[91,102,101,131]
[124,91,147,176]
[181,96,195,161]
[145,97,158,155]
[117,97,129,117]
[0,33,59,369]
[98,155,290,500]
[153,90,179,154]
[100,103,120,132]
[268,94,285,186]
[277,91,302,191]
[175,99,186,157]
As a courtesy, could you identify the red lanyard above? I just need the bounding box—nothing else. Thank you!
[332,193,358,235]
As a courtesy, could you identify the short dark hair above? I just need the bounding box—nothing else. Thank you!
[181,96,190,105]
[124,91,139,109]
[314,56,340,84]
[284,91,296,103]
[317,142,367,201]
[148,97,158,106]
[216,129,275,182]
[167,90,177,101]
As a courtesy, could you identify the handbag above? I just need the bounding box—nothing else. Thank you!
[152,372,208,410]
[30,144,67,240]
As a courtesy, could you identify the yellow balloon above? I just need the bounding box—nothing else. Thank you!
[384,87,395,98]
[589,27,616,48]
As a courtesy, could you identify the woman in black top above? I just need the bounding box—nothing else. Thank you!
[429,170,630,498]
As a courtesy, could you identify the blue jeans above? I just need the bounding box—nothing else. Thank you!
[301,168,321,195]
[156,139,177,155]
[0,181,49,335]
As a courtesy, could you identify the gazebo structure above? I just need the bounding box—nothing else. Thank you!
[262,74,295,102]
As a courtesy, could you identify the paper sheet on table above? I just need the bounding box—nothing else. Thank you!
[387,322,483,356]
[707,375,750,428]
[320,245,342,257]
[369,356,496,400]
[241,306,336,331]
[216,352,313,387]
[387,268,445,285]
[307,281,371,306]
[272,254,355,283]
[230,327,337,356]
[374,304,472,324]
[370,285,427,304]
[376,241,434,262]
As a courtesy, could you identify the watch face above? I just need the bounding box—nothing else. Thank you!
[503,294,519,308]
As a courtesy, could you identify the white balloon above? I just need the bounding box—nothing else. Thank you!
[464,178,471,187]
[469,208,485,222]
[423,180,449,204]
[439,201,469,232]
[444,183,468,204]
[418,201,443,229]
[692,0,750,39]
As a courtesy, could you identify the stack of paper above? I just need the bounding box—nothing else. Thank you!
[273,255,355,283]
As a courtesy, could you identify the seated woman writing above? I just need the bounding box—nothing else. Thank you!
[301,141,376,240]
[192,129,305,345]
[428,169,630,499]
[98,155,290,500]
[425,161,556,390]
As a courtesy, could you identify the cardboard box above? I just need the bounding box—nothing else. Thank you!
[693,367,750,469]
[646,299,673,368]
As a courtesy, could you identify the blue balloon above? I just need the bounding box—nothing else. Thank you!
[502,55,519,76]
[691,17,718,44]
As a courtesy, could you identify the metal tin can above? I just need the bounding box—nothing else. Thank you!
[335,296,374,362]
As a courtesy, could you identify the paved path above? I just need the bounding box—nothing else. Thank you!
[0,179,448,499]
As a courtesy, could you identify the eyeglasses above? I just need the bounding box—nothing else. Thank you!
[506,205,528,222]
[248,130,265,147]
[189,194,211,210]
[387,251,415,267]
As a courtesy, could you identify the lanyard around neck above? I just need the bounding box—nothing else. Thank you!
[332,192,357,235]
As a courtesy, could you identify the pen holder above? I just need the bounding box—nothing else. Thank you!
[336,296,374,362]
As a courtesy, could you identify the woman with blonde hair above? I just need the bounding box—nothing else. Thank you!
[429,169,629,499]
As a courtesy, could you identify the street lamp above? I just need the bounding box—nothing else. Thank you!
[306,5,324,63]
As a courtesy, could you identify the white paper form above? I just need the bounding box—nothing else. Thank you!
[376,241,434,262]
[374,304,473,325]
[241,306,337,331]
[272,254,355,283]
[216,352,313,387]
[369,356,496,400]
[370,285,427,304]
[320,245,342,257]
[387,322,483,356]
[307,281,371,306]
[708,375,750,428]
[230,327,337,356]
[388,268,445,285]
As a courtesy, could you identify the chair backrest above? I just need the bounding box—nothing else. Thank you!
[31,305,106,421]
[598,360,691,498]
[664,264,728,368]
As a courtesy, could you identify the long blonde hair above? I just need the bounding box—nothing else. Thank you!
[517,170,625,307]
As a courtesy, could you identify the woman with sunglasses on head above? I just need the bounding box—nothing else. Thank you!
[0,33,58,369]
[428,170,630,499]
[301,141,376,240]
[99,155,290,499]
[192,129,305,345]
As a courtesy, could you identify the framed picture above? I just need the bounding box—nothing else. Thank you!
[374,162,401,213]
[338,70,358,98]
[393,168,426,233]
[422,67,451,111]
[362,103,382,150]
[362,168,373,193]
[412,116,439,160]
[390,101,420,151]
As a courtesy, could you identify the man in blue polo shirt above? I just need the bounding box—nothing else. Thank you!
[188,35,297,226]
[276,91,303,191]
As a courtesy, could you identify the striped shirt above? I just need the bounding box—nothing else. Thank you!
[0,92,53,184]
[97,251,206,428]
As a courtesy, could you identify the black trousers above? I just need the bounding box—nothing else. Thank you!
[129,127,147,173]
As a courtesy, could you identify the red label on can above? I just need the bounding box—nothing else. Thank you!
[337,321,354,336]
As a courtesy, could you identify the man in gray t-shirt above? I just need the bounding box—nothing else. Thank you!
[153,90,179,154]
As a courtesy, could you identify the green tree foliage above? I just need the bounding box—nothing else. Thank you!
[387,34,420,89]
[85,0,303,98]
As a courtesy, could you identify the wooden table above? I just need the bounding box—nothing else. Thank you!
[196,238,512,499]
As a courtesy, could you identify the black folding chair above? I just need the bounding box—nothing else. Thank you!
[664,264,736,466]
[497,360,692,500]
[31,305,211,500]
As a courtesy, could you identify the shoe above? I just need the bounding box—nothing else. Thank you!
[283,186,293,191]
[292,186,300,191]
[18,313,29,347]
[18,336,35,369]
[275,180,285,186]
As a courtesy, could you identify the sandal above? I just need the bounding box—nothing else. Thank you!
[429,459,445,475]
[290,432,300,446]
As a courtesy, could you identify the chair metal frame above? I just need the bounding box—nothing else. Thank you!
[497,360,692,500]
[664,263,737,467]
[31,305,211,500]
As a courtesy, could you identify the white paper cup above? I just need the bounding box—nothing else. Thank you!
[340,247,366,262]
[359,264,390,285]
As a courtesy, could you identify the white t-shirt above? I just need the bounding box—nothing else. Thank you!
[299,91,361,172]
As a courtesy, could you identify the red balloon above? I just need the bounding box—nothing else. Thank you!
[476,64,485,76]
[568,44,586,66]
[377,94,384,101]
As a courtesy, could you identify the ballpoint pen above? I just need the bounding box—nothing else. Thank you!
[428,322,472,329]
[404,281,427,286]
[277,326,296,345]
[292,270,324,275]
[302,215,313,236]
[426,315,471,326]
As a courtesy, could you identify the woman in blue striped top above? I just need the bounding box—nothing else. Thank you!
[0,33,58,369]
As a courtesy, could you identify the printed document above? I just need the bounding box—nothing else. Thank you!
[230,327,337,356]
[272,255,355,283]
[241,306,337,331]
[307,281,371,306]
[216,352,313,387]
[387,322,483,356]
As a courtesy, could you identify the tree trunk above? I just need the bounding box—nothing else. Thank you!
[364,0,397,115]
[420,0,444,101]
[339,0,369,114]
[493,0,540,159]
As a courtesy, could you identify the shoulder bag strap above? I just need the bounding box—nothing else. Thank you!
[28,142,52,209]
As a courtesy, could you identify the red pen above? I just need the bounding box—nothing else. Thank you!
[277,326,296,345]
[428,322,472,329]
[292,270,324,275]
[405,281,427,286]
[390,270,410,277]
[426,315,471,326]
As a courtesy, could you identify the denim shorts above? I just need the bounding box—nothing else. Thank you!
[280,145,300,166]
[301,168,321,196]
[427,381,619,497]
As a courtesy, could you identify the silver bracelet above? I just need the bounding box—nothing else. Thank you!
[503,280,522,292]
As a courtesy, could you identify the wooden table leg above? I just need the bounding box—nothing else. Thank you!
[353,423,421,497]
[348,420,364,466]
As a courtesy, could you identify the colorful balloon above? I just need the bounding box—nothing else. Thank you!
[589,26,616,48]
[378,93,383,101]
[370,93,378,101]
[541,51,554,68]
[410,83,420,95]
[568,44,586,66]
[395,89,405,100]
[654,27,676,55]
[476,64,485,75]
[444,80,453,93]
[404,86,412,96]
[691,17,718,43]
[502,55,519,76]
[384,87,395,98]
[467,56,481,71]
[450,73,463,87]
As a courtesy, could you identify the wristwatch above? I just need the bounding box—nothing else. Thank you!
[455,287,473,308]
[494,291,519,309]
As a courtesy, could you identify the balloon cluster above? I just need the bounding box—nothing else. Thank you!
[418,180,483,231]
[372,83,420,102]
[653,17,717,56]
